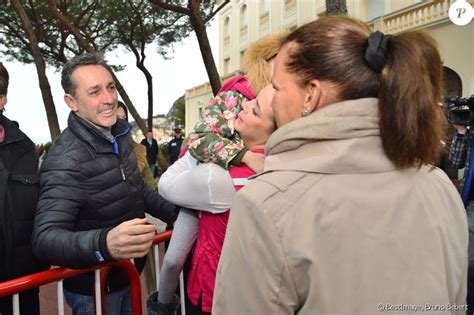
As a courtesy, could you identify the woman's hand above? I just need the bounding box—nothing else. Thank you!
[242,151,265,173]
[453,124,468,135]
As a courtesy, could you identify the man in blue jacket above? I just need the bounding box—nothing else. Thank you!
[168,127,183,165]
[32,53,177,314]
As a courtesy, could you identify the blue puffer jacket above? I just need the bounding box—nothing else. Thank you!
[32,112,177,295]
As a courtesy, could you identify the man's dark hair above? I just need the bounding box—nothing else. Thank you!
[0,62,9,96]
[61,52,112,96]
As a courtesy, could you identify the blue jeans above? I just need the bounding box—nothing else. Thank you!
[64,287,131,315]
[149,164,157,177]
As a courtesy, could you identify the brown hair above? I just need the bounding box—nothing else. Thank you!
[61,52,111,96]
[117,101,129,121]
[283,16,444,168]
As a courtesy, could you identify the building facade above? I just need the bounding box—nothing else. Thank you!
[185,0,474,133]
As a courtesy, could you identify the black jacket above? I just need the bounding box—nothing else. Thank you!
[168,137,183,164]
[32,112,177,295]
[140,138,159,165]
[0,115,49,280]
[0,115,49,308]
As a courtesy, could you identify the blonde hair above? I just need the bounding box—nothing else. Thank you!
[243,31,289,94]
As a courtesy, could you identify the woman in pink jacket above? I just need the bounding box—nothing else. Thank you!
[157,84,276,314]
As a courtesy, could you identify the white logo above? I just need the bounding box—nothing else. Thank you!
[449,0,473,26]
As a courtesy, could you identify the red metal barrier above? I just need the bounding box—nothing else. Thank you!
[0,230,173,315]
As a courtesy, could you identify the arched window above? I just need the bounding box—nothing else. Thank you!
[224,58,230,74]
[260,0,270,13]
[223,16,230,38]
[240,4,248,27]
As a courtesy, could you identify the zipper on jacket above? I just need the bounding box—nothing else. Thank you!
[110,126,130,155]
[120,164,126,181]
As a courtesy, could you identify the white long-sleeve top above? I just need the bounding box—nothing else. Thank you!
[158,151,235,213]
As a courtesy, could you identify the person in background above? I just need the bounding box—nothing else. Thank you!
[32,52,177,315]
[0,62,49,315]
[141,130,160,177]
[117,101,156,188]
[449,121,474,313]
[168,127,184,165]
[147,32,287,315]
[116,101,167,295]
[213,16,468,314]
[36,144,44,157]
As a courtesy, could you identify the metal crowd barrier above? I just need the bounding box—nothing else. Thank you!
[0,230,175,315]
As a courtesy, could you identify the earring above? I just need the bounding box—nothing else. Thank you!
[301,108,310,117]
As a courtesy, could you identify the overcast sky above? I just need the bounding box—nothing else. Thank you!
[3,19,218,145]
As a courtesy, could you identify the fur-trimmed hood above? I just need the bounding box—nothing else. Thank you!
[243,31,289,94]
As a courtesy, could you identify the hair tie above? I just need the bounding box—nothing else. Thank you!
[365,31,391,72]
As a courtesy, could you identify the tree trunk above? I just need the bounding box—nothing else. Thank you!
[46,0,148,136]
[140,64,154,132]
[129,41,154,132]
[11,0,61,140]
[326,0,348,16]
[188,0,221,96]
[111,72,148,134]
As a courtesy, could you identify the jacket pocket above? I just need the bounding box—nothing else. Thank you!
[7,174,39,221]
[9,174,39,185]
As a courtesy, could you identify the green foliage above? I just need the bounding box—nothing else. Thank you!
[159,142,169,163]
[100,0,195,59]
[42,141,52,157]
[0,0,209,69]
[0,1,116,68]
[167,94,185,127]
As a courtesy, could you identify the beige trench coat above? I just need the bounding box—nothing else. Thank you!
[213,98,468,315]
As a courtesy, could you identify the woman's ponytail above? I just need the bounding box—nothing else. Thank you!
[378,31,445,168]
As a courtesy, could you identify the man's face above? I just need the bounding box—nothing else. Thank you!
[174,129,182,138]
[64,65,118,129]
[0,94,7,112]
[146,131,153,140]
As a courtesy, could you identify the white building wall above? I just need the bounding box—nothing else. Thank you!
[186,0,474,133]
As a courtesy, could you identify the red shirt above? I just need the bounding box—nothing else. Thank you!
[186,149,263,312]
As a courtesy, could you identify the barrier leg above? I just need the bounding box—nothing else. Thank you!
[12,293,19,315]
[94,269,102,315]
[154,245,160,291]
[179,272,186,315]
[57,280,65,315]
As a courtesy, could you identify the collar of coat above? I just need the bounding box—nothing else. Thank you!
[67,111,131,154]
[0,114,25,146]
[262,98,398,175]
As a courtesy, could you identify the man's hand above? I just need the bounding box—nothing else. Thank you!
[106,218,156,260]
[241,151,265,173]
[453,124,468,135]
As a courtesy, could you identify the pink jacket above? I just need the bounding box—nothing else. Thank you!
[218,75,255,100]
[186,148,263,312]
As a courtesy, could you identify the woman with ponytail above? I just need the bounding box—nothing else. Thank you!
[213,16,468,315]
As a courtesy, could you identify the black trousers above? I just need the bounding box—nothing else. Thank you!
[0,289,40,315]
